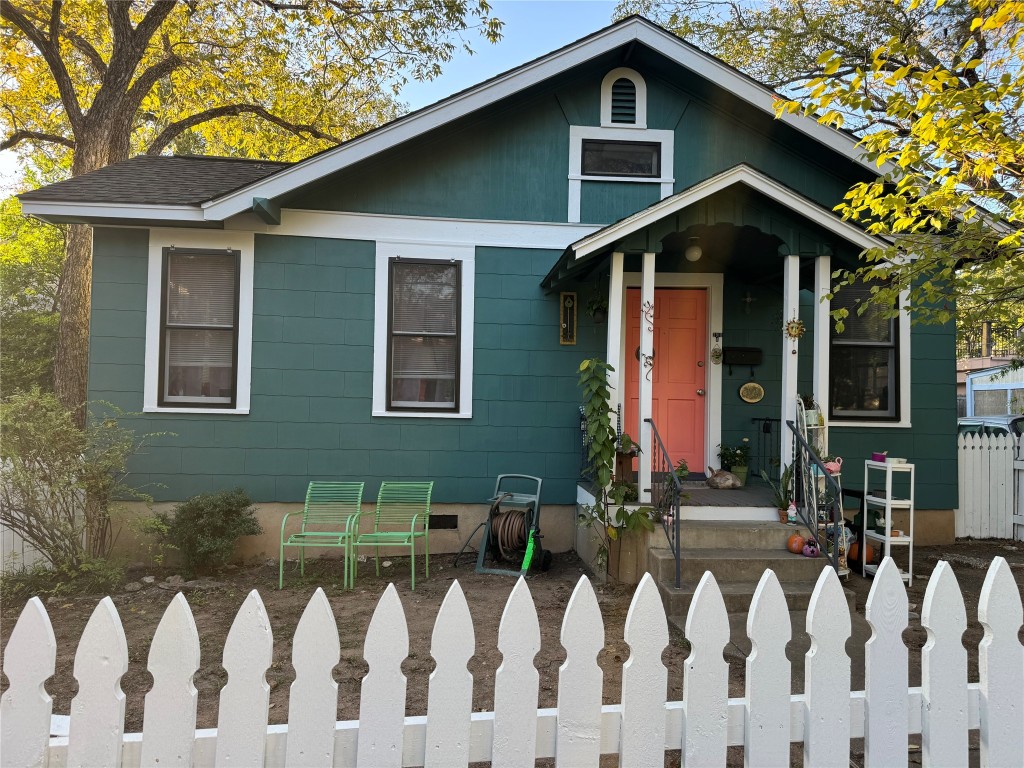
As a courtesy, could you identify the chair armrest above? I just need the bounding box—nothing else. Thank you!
[345,512,364,536]
[280,510,300,538]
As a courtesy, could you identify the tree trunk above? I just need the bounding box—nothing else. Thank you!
[53,222,93,426]
[54,128,130,426]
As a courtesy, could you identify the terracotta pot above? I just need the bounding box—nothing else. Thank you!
[777,508,789,524]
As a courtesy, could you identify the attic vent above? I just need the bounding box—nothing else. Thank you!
[610,78,637,123]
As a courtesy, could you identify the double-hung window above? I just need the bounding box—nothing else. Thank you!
[159,248,240,408]
[830,284,898,420]
[387,258,461,411]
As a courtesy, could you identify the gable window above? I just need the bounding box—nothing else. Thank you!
[387,258,461,411]
[830,284,898,420]
[159,248,240,407]
[610,78,637,123]
[582,139,660,177]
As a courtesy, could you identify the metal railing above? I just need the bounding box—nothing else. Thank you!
[787,420,842,573]
[957,321,1022,359]
[644,418,683,588]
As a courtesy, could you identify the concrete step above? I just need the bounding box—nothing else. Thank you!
[649,547,829,584]
[660,579,857,621]
[673,520,798,550]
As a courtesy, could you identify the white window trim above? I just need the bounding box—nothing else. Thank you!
[601,67,647,128]
[372,241,475,418]
[568,125,675,223]
[143,229,254,414]
[829,288,911,429]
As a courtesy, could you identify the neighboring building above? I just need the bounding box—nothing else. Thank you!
[20,16,958,556]
[957,322,1022,410]
[963,366,1024,418]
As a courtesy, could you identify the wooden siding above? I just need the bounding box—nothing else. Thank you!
[88,229,602,504]
[282,55,868,226]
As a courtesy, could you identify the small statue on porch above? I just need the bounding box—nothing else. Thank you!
[706,466,742,489]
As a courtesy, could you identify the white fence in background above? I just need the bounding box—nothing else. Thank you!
[1,522,45,573]
[3,560,1023,768]
[957,433,1024,540]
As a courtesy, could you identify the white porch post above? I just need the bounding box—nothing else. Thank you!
[812,255,831,423]
[780,255,801,466]
[605,251,625,412]
[639,252,655,503]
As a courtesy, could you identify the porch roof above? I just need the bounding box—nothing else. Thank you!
[541,164,889,291]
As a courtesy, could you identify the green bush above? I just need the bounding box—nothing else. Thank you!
[0,557,124,603]
[157,489,261,575]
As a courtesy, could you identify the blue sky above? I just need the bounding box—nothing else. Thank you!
[0,1,620,194]
[402,0,618,109]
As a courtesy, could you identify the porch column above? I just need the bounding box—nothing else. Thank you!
[639,251,655,503]
[780,254,800,466]
[605,251,625,412]
[812,255,831,424]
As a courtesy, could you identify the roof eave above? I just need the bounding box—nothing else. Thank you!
[20,199,210,226]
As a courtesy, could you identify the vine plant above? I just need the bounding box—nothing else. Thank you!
[577,358,655,570]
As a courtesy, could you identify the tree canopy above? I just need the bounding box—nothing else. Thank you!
[1,0,502,418]
[619,0,1024,334]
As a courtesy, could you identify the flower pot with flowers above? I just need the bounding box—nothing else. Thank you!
[717,438,751,485]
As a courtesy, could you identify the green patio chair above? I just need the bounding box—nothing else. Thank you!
[350,481,433,590]
[279,481,364,589]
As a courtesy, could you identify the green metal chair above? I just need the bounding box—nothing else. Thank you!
[279,482,364,589]
[350,481,433,590]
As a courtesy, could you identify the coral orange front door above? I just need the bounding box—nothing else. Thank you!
[624,288,707,475]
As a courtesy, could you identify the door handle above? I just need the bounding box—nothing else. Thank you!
[697,388,706,396]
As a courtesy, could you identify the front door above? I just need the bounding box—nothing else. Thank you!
[625,288,707,474]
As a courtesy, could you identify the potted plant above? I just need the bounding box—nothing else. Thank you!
[586,294,608,323]
[800,393,824,426]
[673,457,689,479]
[717,438,751,485]
[761,463,795,523]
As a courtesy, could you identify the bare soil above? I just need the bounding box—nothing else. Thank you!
[2,540,1022,750]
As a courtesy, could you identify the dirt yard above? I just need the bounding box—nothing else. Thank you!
[2,540,1022,744]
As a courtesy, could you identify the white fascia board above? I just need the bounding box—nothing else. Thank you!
[273,209,600,249]
[571,165,886,259]
[20,199,207,223]
[201,19,880,222]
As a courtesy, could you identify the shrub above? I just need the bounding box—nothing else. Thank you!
[0,389,154,568]
[0,557,124,603]
[157,488,261,575]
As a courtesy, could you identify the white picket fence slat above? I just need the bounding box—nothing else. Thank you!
[4,558,1024,768]
[744,570,791,768]
[920,560,969,767]
[957,433,1020,540]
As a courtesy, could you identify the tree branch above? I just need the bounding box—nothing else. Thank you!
[1,130,76,151]
[124,54,184,114]
[105,0,132,47]
[133,0,179,51]
[0,1,83,126]
[145,103,343,155]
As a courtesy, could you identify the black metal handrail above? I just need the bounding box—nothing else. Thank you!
[644,418,683,588]
[786,420,842,572]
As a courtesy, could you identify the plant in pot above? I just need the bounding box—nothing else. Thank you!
[673,457,689,480]
[717,438,751,485]
[800,393,824,426]
[761,463,795,523]
[586,294,609,324]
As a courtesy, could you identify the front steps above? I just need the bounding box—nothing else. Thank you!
[650,520,856,627]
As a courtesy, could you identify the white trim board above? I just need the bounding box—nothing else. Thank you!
[199,18,880,222]
[20,199,208,223]
[371,242,475,419]
[143,229,254,415]
[571,164,888,260]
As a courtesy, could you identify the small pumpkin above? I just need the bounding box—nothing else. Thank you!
[849,541,875,564]
[802,539,820,558]
[786,533,806,554]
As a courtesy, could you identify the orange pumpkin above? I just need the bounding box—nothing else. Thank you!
[786,533,806,554]
[849,541,875,564]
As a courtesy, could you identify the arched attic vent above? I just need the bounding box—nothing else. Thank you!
[601,68,647,128]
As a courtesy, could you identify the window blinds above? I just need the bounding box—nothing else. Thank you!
[167,253,237,327]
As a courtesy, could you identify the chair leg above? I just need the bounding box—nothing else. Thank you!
[375,544,380,576]
[411,545,415,591]
[342,542,348,590]
[279,542,285,590]
[300,547,305,577]
[425,535,429,578]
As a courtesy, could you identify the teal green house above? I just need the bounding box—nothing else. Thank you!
[21,16,957,553]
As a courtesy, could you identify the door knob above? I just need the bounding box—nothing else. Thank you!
[697,388,706,396]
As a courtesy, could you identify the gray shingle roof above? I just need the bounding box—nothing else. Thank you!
[19,155,291,206]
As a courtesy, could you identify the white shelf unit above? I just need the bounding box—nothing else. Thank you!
[861,459,915,585]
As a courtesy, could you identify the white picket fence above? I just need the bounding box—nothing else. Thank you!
[957,433,1024,540]
[3,559,1023,768]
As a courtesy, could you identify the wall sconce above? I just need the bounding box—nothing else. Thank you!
[560,292,577,345]
[684,237,703,262]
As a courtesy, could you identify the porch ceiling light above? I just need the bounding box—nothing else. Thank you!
[684,238,702,262]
